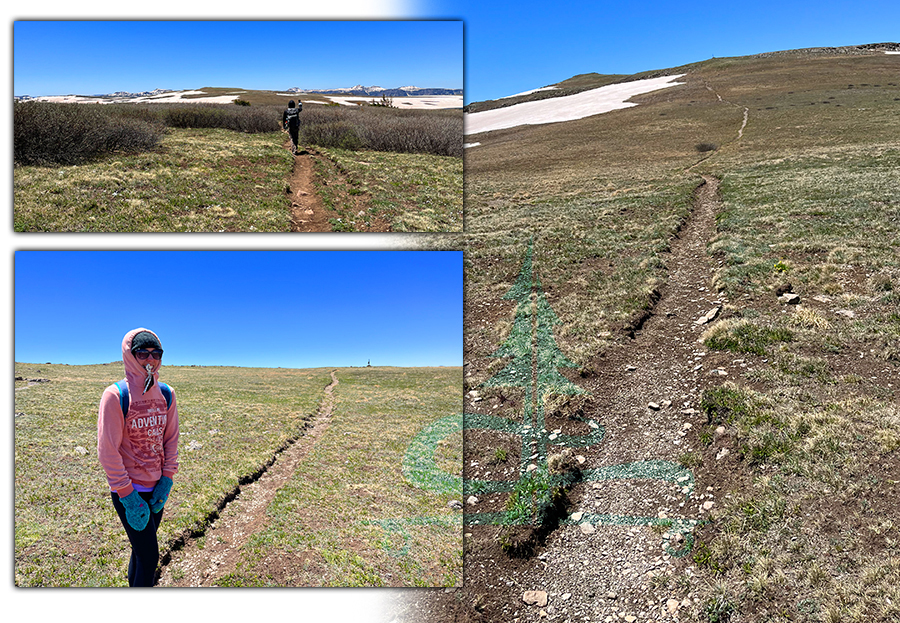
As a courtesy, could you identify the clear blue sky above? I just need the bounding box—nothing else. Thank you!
[14,251,462,368]
[418,0,900,103]
[13,20,462,96]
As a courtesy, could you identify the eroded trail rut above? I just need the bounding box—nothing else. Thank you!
[284,139,331,232]
[403,176,738,623]
[157,371,339,587]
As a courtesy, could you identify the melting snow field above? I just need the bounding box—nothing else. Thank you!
[464,74,685,136]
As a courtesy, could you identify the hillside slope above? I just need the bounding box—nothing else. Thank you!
[403,45,900,623]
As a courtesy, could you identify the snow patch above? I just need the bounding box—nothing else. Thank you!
[465,74,685,135]
[498,86,560,99]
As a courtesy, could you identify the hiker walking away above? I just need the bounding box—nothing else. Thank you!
[283,99,302,155]
[98,328,179,587]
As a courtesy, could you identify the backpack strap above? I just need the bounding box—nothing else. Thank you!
[159,383,172,410]
[115,379,172,419]
[115,380,130,417]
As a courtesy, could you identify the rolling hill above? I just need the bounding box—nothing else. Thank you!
[408,44,900,623]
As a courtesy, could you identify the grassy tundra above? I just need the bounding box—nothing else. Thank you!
[14,363,462,587]
[462,47,899,620]
[13,99,462,232]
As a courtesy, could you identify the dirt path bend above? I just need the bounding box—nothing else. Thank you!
[157,370,339,587]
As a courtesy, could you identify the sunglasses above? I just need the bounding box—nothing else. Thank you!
[134,349,163,360]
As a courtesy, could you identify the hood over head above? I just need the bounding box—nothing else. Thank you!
[122,327,163,395]
[288,100,295,108]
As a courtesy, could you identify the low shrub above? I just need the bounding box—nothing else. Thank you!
[14,101,163,165]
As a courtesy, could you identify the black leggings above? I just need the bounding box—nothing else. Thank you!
[111,490,164,587]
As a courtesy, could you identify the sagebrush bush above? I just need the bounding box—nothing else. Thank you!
[14,101,163,165]
[15,100,462,165]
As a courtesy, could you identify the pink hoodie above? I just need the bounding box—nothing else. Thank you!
[97,328,179,497]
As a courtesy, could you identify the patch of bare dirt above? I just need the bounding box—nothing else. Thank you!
[157,371,339,586]
[285,138,334,232]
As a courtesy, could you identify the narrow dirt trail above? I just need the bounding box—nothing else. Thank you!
[506,176,733,622]
[283,138,332,232]
[407,176,739,623]
[157,370,339,587]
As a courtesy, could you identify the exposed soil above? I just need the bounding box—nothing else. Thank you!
[284,137,392,232]
[157,370,338,586]
[395,174,736,622]
[285,137,334,232]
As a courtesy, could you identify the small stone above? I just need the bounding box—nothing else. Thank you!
[523,590,548,607]
[606,591,618,600]
[571,511,584,521]
[716,448,730,460]
[561,593,572,601]
[526,463,538,472]
[74,446,88,455]
[836,309,856,319]
[576,455,586,465]
[667,599,680,614]
[703,500,715,511]
[580,522,596,535]
[715,425,726,436]
[448,500,463,510]
[661,400,672,408]
[626,365,637,371]
[625,616,637,623]
[466,496,479,506]
[648,402,661,411]
[779,292,801,305]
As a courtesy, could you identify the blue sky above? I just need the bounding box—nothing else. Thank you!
[420,0,900,103]
[13,20,462,96]
[14,251,462,368]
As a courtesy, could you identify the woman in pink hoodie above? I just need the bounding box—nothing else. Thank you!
[97,328,179,587]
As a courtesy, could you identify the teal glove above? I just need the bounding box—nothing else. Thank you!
[120,490,150,531]
[149,476,173,514]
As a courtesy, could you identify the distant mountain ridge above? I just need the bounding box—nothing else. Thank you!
[285,85,463,97]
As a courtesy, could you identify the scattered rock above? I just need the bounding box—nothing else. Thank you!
[625,616,637,623]
[74,446,88,455]
[716,448,730,460]
[606,591,618,600]
[579,522,596,535]
[702,500,715,511]
[448,500,463,509]
[779,292,801,304]
[571,511,584,521]
[626,365,637,372]
[694,306,721,325]
[715,425,726,437]
[466,496,479,506]
[648,402,661,411]
[523,590,548,607]
[667,599,680,614]
[836,309,856,318]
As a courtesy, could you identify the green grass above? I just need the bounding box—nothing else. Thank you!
[313,147,463,232]
[14,128,293,232]
[206,367,463,587]
[464,48,900,621]
[15,362,333,586]
[15,124,463,233]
